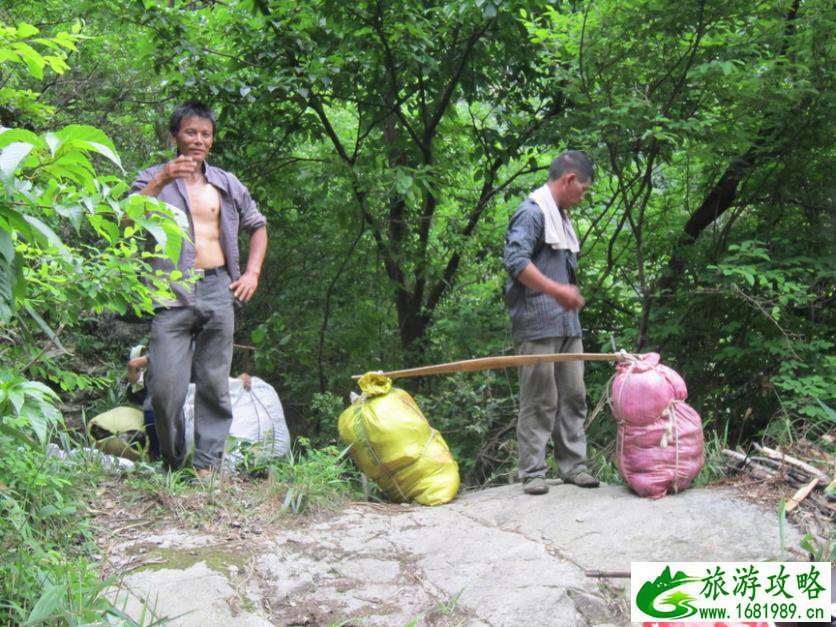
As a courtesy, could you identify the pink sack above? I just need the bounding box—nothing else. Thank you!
[612,353,688,425]
[617,400,704,499]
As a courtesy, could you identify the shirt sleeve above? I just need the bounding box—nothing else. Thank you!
[229,174,267,232]
[129,166,155,195]
[503,201,543,279]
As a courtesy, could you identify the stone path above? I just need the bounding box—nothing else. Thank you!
[110,482,803,626]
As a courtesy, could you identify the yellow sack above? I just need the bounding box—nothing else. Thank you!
[338,373,460,505]
[88,406,147,461]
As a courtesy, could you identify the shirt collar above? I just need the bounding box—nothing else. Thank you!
[201,160,228,192]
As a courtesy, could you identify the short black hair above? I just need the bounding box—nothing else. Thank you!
[548,150,594,182]
[169,101,216,135]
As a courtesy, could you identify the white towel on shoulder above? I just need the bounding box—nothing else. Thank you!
[529,184,580,252]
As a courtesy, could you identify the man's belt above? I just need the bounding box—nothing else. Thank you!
[194,266,226,279]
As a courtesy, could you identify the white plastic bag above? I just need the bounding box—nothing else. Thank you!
[184,376,290,461]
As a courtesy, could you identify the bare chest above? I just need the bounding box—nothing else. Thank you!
[186,180,221,225]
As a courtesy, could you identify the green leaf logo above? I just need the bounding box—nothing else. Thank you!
[636,566,701,619]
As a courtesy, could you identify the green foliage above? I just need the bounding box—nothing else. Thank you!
[266,438,362,514]
[0,369,141,624]
[0,21,79,125]
[0,18,188,623]
[416,371,517,485]
[0,18,186,397]
[0,0,829,595]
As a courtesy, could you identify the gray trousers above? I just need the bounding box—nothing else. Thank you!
[516,336,589,479]
[148,270,235,470]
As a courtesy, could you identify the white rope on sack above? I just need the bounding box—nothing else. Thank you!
[598,350,685,486]
[585,349,638,429]
[655,400,684,493]
[583,349,639,478]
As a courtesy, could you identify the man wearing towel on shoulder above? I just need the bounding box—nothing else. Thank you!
[503,151,599,495]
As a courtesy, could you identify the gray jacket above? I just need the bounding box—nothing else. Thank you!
[503,198,582,343]
[130,161,267,308]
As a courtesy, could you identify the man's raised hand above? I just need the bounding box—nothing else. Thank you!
[162,155,198,183]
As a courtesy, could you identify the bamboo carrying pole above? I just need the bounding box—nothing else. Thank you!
[352,352,623,380]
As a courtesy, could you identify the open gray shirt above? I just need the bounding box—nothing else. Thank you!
[503,198,582,343]
[130,161,267,308]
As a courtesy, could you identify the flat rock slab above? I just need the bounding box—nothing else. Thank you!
[112,483,802,626]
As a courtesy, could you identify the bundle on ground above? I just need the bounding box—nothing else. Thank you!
[338,373,460,505]
[611,353,704,499]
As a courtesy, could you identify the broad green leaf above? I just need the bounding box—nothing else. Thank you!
[21,215,62,248]
[815,399,836,423]
[8,388,24,414]
[0,421,37,448]
[24,581,66,625]
[9,41,45,79]
[0,260,17,321]
[55,124,118,153]
[0,142,34,177]
[0,228,13,262]
[16,23,40,38]
[0,127,42,149]
[44,131,60,156]
[78,140,123,170]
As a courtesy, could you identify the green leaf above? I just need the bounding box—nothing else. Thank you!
[815,399,836,423]
[0,142,34,177]
[0,230,15,321]
[24,581,67,625]
[55,124,118,153]
[80,140,123,170]
[0,421,38,448]
[0,127,43,150]
[16,23,40,39]
[24,303,70,356]
[0,227,13,262]
[9,41,46,79]
[21,215,63,248]
[8,388,24,414]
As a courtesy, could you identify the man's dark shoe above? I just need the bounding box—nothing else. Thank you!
[523,476,549,495]
[565,470,600,488]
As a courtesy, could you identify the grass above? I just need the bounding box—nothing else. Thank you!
[1,407,364,626]
[261,438,362,515]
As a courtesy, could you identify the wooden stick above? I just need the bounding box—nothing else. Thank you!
[721,449,748,465]
[721,450,778,482]
[585,569,631,578]
[752,443,829,485]
[785,477,819,513]
[352,352,623,380]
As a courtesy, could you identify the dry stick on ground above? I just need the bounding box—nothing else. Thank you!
[721,449,794,484]
[785,478,820,514]
[721,449,827,487]
[752,443,830,485]
[585,570,631,578]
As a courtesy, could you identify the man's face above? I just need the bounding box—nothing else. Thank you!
[556,173,591,210]
[172,116,214,164]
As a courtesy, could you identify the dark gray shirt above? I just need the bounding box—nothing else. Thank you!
[503,198,582,342]
[130,161,267,308]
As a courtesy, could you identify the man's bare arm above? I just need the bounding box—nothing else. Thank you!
[516,262,585,310]
[230,226,268,303]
